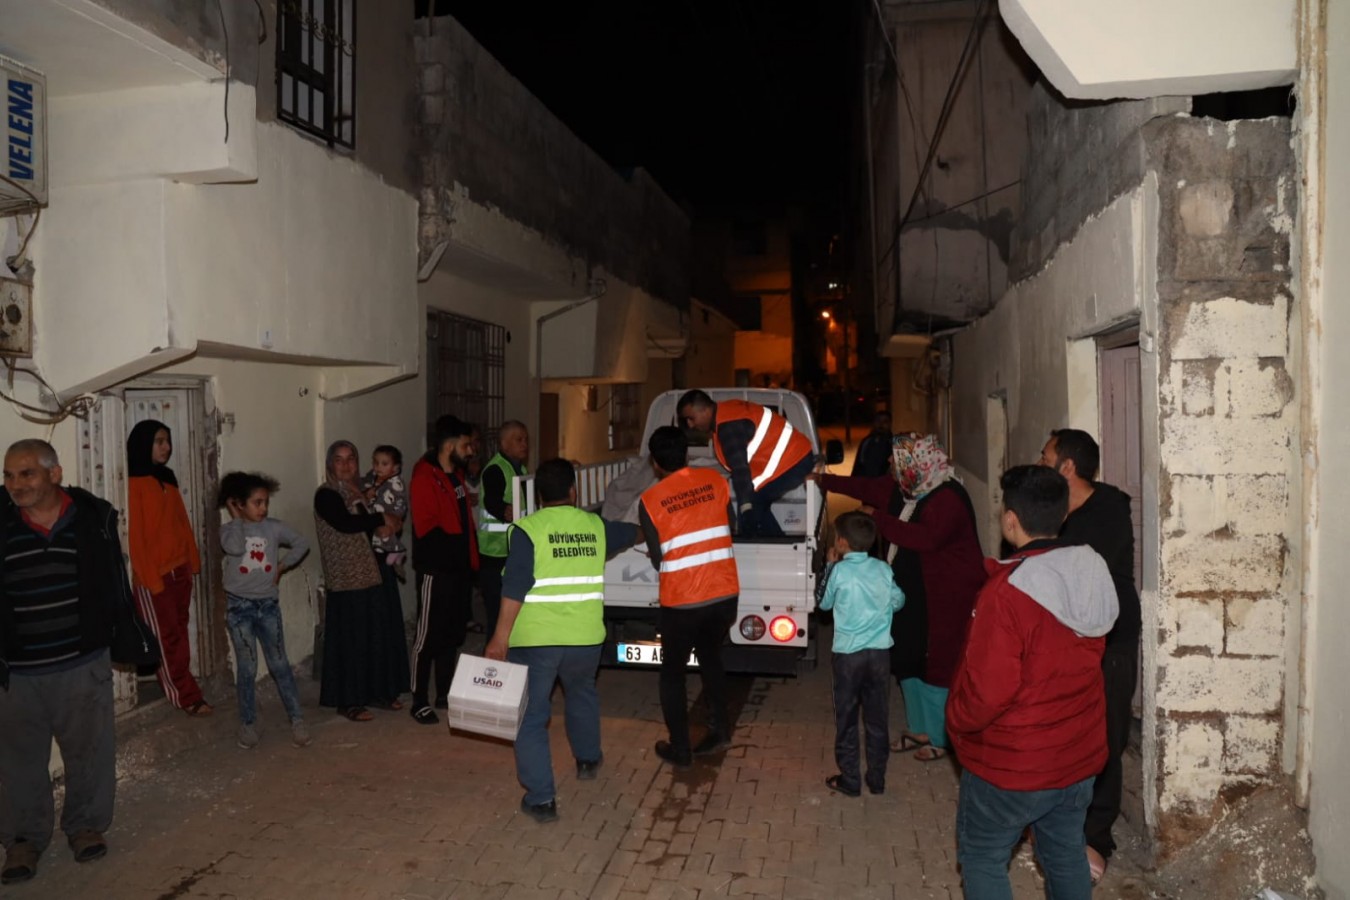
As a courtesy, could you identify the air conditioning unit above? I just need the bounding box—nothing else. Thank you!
[1,56,46,214]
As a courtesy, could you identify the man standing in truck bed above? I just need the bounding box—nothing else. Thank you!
[677,390,815,538]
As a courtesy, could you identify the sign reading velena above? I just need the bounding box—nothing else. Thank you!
[1,56,46,212]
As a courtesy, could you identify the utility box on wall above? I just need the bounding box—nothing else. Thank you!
[1,56,46,212]
[0,277,31,357]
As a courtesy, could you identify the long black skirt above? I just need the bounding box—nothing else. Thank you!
[319,570,410,709]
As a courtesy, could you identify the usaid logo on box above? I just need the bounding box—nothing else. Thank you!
[473,665,504,689]
[448,654,529,741]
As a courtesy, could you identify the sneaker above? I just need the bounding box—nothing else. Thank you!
[291,719,312,747]
[519,798,558,824]
[692,731,730,756]
[1,840,38,884]
[237,723,260,749]
[654,740,692,768]
[576,759,601,781]
[410,705,439,725]
[68,830,107,864]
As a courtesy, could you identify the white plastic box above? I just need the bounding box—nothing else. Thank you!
[446,654,529,741]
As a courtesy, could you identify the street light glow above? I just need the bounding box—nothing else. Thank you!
[820,310,831,320]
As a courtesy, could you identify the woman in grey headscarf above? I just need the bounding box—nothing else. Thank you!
[313,441,409,720]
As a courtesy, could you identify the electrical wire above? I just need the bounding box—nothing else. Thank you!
[217,0,230,143]
[901,178,1021,226]
[0,358,96,425]
[899,0,990,228]
[869,0,933,208]
[0,172,41,268]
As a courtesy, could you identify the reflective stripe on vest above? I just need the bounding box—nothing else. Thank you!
[477,453,523,557]
[714,400,812,492]
[508,506,607,647]
[640,467,739,607]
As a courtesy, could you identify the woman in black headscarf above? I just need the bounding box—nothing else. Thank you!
[127,419,212,715]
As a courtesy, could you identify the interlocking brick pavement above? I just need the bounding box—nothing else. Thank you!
[21,638,1158,899]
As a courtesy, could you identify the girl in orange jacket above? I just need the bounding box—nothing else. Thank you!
[127,419,211,716]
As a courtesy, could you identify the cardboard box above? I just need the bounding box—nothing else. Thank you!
[447,654,529,741]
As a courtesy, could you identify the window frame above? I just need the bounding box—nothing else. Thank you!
[276,0,357,150]
[426,310,507,456]
[607,383,643,453]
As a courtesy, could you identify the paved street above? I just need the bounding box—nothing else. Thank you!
[24,630,1156,900]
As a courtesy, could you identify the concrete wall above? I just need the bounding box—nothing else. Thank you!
[414,15,689,310]
[868,2,1036,332]
[1305,1,1350,894]
[951,107,1298,852]
[93,0,417,192]
[33,120,418,396]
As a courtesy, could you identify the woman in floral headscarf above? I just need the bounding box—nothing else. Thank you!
[815,433,985,760]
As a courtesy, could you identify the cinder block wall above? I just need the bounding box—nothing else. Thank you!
[413,16,690,308]
[1145,116,1297,848]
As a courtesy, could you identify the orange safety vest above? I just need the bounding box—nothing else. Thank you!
[712,399,813,491]
[640,467,740,607]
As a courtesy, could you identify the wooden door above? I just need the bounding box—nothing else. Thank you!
[1099,341,1143,714]
[538,392,560,462]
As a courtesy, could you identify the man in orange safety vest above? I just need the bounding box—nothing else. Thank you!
[638,426,740,768]
[677,390,815,538]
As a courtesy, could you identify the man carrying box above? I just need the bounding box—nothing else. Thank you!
[484,459,637,824]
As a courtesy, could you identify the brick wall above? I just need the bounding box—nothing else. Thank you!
[414,16,689,308]
[1146,116,1296,846]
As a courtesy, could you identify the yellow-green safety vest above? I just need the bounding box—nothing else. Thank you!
[477,452,525,558]
[508,505,607,648]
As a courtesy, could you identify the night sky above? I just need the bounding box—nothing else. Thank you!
[416,1,854,221]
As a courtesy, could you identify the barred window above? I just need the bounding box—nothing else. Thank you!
[426,310,506,454]
[608,384,642,453]
[277,0,356,149]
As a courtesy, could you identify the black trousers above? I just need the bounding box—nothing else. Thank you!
[832,647,891,794]
[1086,644,1138,857]
[411,571,471,708]
[477,555,506,639]
[658,598,738,752]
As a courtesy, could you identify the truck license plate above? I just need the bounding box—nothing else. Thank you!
[617,642,698,667]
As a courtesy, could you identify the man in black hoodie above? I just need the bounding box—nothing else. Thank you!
[1039,428,1140,884]
[1,440,133,884]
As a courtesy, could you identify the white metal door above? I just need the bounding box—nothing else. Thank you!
[124,388,217,682]
[77,396,137,713]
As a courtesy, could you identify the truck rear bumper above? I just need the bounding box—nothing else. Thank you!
[601,609,817,677]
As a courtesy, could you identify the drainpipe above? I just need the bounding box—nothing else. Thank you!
[535,276,608,389]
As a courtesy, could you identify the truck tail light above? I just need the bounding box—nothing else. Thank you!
[769,616,796,643]
[740,615,766,641]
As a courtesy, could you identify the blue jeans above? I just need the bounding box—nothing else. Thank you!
[507,644,602,806]
[226,594,303,725]
[741,453,814,537]
[832,648,890,793]
[957,770,1094,900]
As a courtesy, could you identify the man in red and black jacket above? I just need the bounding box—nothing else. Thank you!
[409,415,479,725]
[948,465,1118,899]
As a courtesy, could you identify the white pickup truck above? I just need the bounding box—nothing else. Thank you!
[512,388,842,675]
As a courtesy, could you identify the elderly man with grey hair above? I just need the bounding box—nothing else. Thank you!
[0,439,132,885]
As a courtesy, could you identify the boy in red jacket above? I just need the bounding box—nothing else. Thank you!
[948,465,1118,900]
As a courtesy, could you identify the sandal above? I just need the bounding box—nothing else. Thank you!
[914,745,948,762]
[369,698,404,711]
[824,774,861,797]
[184,701,214,718]
[891,733,931,753]
[338,706,373,722]
[1087,846,1107,885]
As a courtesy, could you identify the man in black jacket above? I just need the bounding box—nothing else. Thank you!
[1039,428,1140,884]
[1,439,130,884]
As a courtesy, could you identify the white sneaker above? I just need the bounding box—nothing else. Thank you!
[237,723,259,749]
[291,719,311,748]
